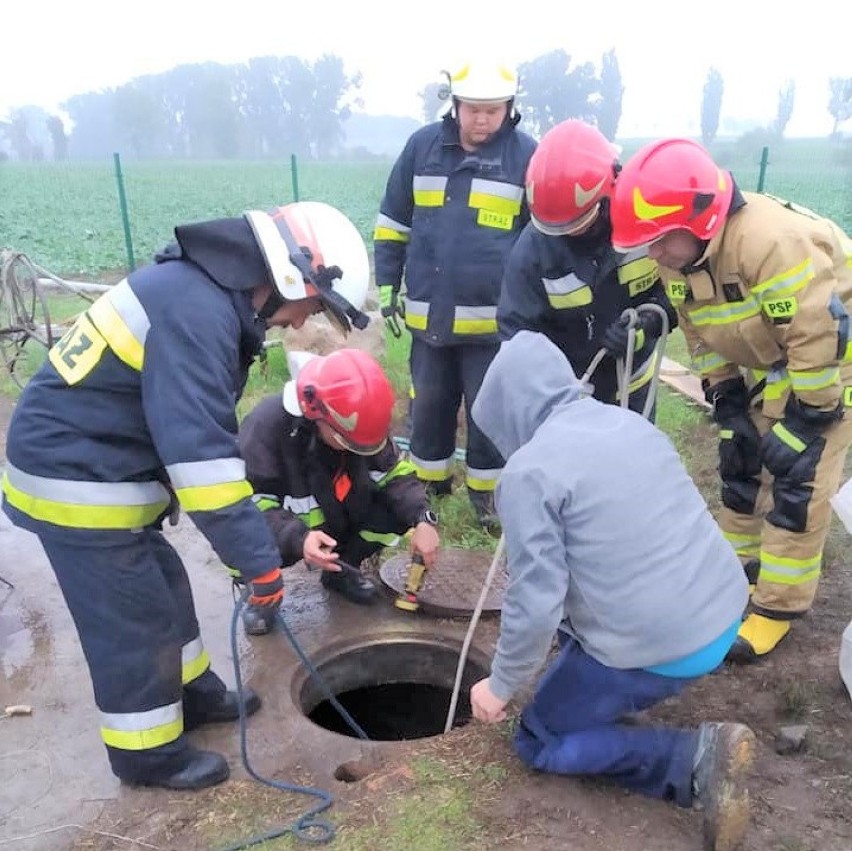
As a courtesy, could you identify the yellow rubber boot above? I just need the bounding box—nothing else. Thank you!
[726,614,791,664]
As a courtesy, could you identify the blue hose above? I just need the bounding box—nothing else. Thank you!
[216,590,369,850]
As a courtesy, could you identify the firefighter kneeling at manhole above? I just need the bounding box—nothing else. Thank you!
[469,331,756,851]
[236,348,441,635]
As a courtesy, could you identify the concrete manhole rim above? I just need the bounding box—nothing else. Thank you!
[288,630,492,742]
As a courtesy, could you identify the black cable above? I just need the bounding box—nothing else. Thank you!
[216,590,369,851]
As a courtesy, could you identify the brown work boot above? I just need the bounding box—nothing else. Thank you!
[692,722,756,851]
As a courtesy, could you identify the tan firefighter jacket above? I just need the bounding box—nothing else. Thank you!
[660,191,852,419]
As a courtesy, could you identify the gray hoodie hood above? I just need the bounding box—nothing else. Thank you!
[472,331,586,460]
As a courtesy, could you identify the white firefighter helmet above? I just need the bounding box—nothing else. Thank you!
[244,201,370,335]
[445,62,518,103]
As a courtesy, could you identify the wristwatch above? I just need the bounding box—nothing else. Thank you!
[417,508,439,527]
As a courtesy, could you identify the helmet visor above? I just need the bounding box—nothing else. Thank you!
[531,203,601,237]
[328,427,388,457]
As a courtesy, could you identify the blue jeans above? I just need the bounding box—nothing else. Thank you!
[515,636,700,806]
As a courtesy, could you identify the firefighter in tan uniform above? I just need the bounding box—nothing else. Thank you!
[610,138,852,662]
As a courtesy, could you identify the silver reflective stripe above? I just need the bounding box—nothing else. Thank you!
[5,462,168,506]
[182,637,204,666]
[108,279,151,345]
[469,178,523,201]
[466,467,502,480]
[543,273,588,296]
[454,306,498,321]
[100,700,182,732]
[404,299,430,318]
[282,494,320,514]
[375,212,411,234]
[413,175,448,192]
[410,453,453,470]
[618,248,650,265]
[369,471,385,483]
[167,457,247,488]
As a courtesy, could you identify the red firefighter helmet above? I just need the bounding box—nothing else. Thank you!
[282,349,395,455]
[610,138,734,251]
[526,120,619,236]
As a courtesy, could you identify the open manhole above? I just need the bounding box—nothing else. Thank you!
[293,636,490,741]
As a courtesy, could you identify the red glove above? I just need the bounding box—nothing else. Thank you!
[249,567,284,609]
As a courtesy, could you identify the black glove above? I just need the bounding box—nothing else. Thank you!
[601,311,664,359]
[761,396,843,479]
[379,286,403,337]
[706,377,762,480]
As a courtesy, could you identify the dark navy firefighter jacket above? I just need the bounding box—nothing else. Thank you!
[497,207,678,405]
[374,113,537,346]
[1,218,281,582]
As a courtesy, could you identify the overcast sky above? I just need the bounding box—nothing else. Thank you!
[2,0,849,138]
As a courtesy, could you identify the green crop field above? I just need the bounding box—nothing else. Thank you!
[1,138,849,279]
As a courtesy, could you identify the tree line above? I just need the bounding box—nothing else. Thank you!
[1,50,850,162]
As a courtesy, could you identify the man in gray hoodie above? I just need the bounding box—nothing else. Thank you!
[469,331,755,851]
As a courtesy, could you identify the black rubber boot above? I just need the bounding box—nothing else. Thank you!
[469,490,500,533]
[126,746,230,790]
[242,602,278,636]
[183,687,262,731]
[321,562,378,605]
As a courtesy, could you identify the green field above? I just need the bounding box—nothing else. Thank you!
[1,138,849,279]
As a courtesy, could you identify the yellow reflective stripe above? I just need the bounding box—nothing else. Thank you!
[764,370,791,400]
[453,318,498,334]
[100,701,183,751]
[771,423,807,452]
[410,454,452,481]
[1,471,168,530]
[181,637,210,685]
[374,459,417,488]
[254,496,281,511]
[175,480,253,512]
[788,367,840,393]
[626,352,658,392]
[751,257,813,300]
[689,297,761,327]
[723,531,761,558]
[87,280,149,371]
[468,192,522,216]
[760,551,822,585]
[618,256,657,297]
[374,226,410,242]
[666,279,689,305]
[414,189,445,207]
[548,288,593,309]
[298,507,325,528]
[691,351,730,375]
[404,298,429,331]
[465,470,500,491]
[359,530,400,546]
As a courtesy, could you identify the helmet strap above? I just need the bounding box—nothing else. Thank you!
[257,289,285,321]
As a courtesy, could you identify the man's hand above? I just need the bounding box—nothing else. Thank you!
[470,677,508,723]
[410,522,440,568]
[303,530,340,571]
[248,567,284,610]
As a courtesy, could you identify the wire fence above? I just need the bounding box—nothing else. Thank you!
[1,138,849,280]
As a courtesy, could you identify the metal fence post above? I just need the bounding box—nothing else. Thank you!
[290,154,300,202]
[757,146,770,193]
[112,153,136,271]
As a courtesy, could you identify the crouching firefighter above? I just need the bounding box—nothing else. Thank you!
[610,137,852,662]
[236,348,440,634]
[1,201,370,789]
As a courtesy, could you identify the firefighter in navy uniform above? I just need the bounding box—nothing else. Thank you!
[374,61,537,528]
[237,348,440,635]
[498,120,677,415]
[1,201,370,790]
[610,138,852,662]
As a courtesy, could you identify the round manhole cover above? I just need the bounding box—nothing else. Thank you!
[378,547,507,618]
